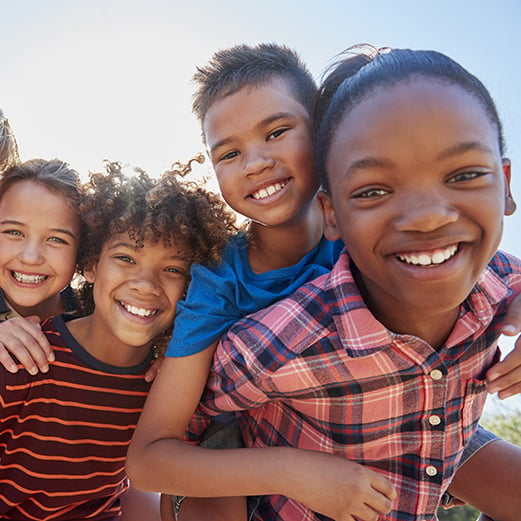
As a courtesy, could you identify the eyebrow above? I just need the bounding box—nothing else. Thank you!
[208,111,298,154]
[344,141,496,177]
[344,157,394,176]
[437,141,495,160]
[0,219,78,239]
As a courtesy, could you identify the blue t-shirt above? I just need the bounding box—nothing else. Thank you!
[166,233,344,357]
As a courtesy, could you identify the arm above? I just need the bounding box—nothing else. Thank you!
[447,438,521,521]
[0,316,53,374]
[126,347,396,520]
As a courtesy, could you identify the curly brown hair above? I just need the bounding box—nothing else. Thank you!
[76,156,237,317]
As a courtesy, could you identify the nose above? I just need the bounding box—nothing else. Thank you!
[393,190,458,232]
[18,239,44,265]
[128,269,162,296]
[242,145,275,176]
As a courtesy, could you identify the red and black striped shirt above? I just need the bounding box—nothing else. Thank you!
[0,314,152,520]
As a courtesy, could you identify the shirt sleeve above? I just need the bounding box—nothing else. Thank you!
[166,261,243,357]
[184,321,275,443]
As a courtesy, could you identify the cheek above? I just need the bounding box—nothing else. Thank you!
[166,285,187,313]
[56,250,79,280]
[0,241,14,261]
[215,168,235,194]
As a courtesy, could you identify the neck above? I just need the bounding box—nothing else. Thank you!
[66,315,152,367]
[247,198,324,273]
[10,293,64,321]
[353,266,458,350]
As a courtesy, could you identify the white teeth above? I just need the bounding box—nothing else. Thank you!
[252,181,286,200]
[13,271,46,284]
[397,245,458,266]
[120,301,157,317]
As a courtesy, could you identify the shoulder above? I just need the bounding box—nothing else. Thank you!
[470,251,521,314]
[483,251,521,296]
[488,251,521,275]
[189,233,245,281]
[222,271,335,362]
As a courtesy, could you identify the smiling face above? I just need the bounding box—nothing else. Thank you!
[203,78,318,228]
[0,180,81,317]
[83,233,191,362]
[320,78,515,336]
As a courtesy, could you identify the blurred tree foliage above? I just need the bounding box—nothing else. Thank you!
[437,403,520,521]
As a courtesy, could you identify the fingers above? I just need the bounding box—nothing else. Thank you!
[488,365,521,399]
[336,467,396,520]
[0,343,20,373]
[487,339,521,398]
[0,317,53,374]
[372,471,397,501]
[369,474,397,516]
[337,487,395,521]
[500,293,521,336]
[145,356,164,383]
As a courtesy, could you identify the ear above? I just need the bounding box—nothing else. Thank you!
[502,158,517,216]
[317,190,342,242]
[83,263,97,284]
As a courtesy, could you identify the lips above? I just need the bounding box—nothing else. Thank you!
[118,300,159,318]
[395,244,458,266]
[250,179,288,200]
[12,270,47,284]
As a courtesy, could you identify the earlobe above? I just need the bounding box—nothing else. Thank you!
[83,265,97,284]
[317,191,342,242]
[502,158,517,216]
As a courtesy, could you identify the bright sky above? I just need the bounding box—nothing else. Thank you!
[2,0,521,410]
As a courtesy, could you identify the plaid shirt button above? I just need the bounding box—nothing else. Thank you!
[426,465,438,477]
[430,369,443,380]
[429,415,441,426]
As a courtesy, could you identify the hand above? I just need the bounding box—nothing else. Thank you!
[144,353,165,383]
[286,451,396,521]
[487,343,521,399]
[0,316,53,374]
[486,294,521,399]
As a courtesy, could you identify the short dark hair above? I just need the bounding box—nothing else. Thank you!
[316,45,505,191]
[192,43,317,133]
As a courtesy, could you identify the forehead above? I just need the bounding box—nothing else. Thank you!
[328,78,501,178]
[0,180,78,218]
[104,231,192,257]
[203,78,310,147]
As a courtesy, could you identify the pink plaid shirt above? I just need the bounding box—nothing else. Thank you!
[189,250,521,520]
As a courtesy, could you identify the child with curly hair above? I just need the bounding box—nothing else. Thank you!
[0,159,236,520]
